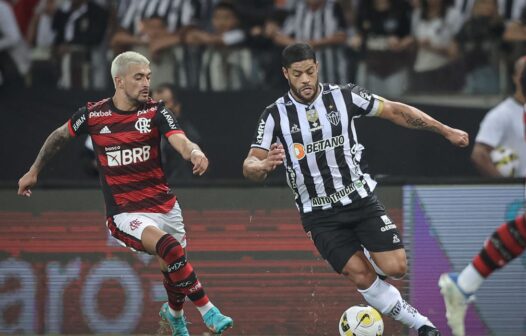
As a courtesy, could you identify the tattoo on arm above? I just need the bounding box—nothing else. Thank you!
[393,109,440,133]
[32,124,72,172]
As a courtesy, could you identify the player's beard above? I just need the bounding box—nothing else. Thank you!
[127,90,149,106]
[291,80,319,104]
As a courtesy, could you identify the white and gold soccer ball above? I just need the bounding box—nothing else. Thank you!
[339,305,384,336]
[490,146,519,177]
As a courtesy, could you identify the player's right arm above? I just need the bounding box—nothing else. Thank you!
[17,122,73,196]
[471,143,502,177]
[18,106,87,197]
[243,144,285,182]
[243,106,284,182]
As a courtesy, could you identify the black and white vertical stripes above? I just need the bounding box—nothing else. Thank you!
[117,0,201,34]
[251,83,383,213]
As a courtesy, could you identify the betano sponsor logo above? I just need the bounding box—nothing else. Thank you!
[293,135,344,160]
[106,146,151,167]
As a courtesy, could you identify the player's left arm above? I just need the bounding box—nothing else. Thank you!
[155,103,208,175]
[378,99,469,148]
[167,133,208,176]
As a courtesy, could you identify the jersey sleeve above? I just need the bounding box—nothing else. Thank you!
[155,103,185,138]
[250,108,276,151]
[340,83,384,118]
[67,106,89,137]
[475,109,505,148]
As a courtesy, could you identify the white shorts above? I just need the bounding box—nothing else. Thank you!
[106,201,187,252]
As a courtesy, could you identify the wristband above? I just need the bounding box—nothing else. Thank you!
[190,149,201,156]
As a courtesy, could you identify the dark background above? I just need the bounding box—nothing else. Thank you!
[0,88,484,183]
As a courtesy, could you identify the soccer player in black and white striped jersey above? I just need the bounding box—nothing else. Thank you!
[243,43,469,336]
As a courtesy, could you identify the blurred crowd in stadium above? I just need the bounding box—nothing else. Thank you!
[2,0,526,96]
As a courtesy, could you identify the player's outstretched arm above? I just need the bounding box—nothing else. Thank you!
[167,133,208,176]
[379,99,469,148]
[243,144,284,182]
[18,122,73,197]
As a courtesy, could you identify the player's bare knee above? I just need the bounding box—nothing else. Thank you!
[343,266,376,289]
[383,259,407,279]
[141,225,167,254]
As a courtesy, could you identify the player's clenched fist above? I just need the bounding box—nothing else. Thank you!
[264,143,285,172]
[446,128,469,148]
[190,149,209,176]
[17,170,37,197]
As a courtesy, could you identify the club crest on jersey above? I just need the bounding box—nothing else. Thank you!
[326,110,341,126]
[135,118,151,133]
[290,124,300,134]
[306,109,319,123]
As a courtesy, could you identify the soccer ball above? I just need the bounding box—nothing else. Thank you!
[339,305,384,336]
[490,146,519,177]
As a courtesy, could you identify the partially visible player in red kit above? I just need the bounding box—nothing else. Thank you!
[17,51,233,336]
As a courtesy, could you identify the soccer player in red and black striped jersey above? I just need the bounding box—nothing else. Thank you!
[438,63,526,336]
[17,51,233,336]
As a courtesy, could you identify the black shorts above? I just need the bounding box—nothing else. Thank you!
[301,194,404,274]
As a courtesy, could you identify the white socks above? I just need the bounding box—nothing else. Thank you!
[358,277,431,330]
[169,302,214,317]
[169,306,184,317]
[196,302,214,316]
[457,263,484,294]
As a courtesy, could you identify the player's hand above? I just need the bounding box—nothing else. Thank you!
[18,170,37,197]
[190,150,208,176]
[263,143,285,172]
[446,127,469,148]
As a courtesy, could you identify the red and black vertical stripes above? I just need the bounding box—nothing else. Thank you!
[473,215,526,277]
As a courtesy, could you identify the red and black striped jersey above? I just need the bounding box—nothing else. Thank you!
[68,97,184,216]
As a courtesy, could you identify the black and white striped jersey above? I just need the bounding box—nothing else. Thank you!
[117,0,201,34]
[251,83,384,214]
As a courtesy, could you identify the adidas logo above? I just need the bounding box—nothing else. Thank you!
[99,126,111,134]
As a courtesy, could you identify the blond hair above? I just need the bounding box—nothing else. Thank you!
[110,51,150,85]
